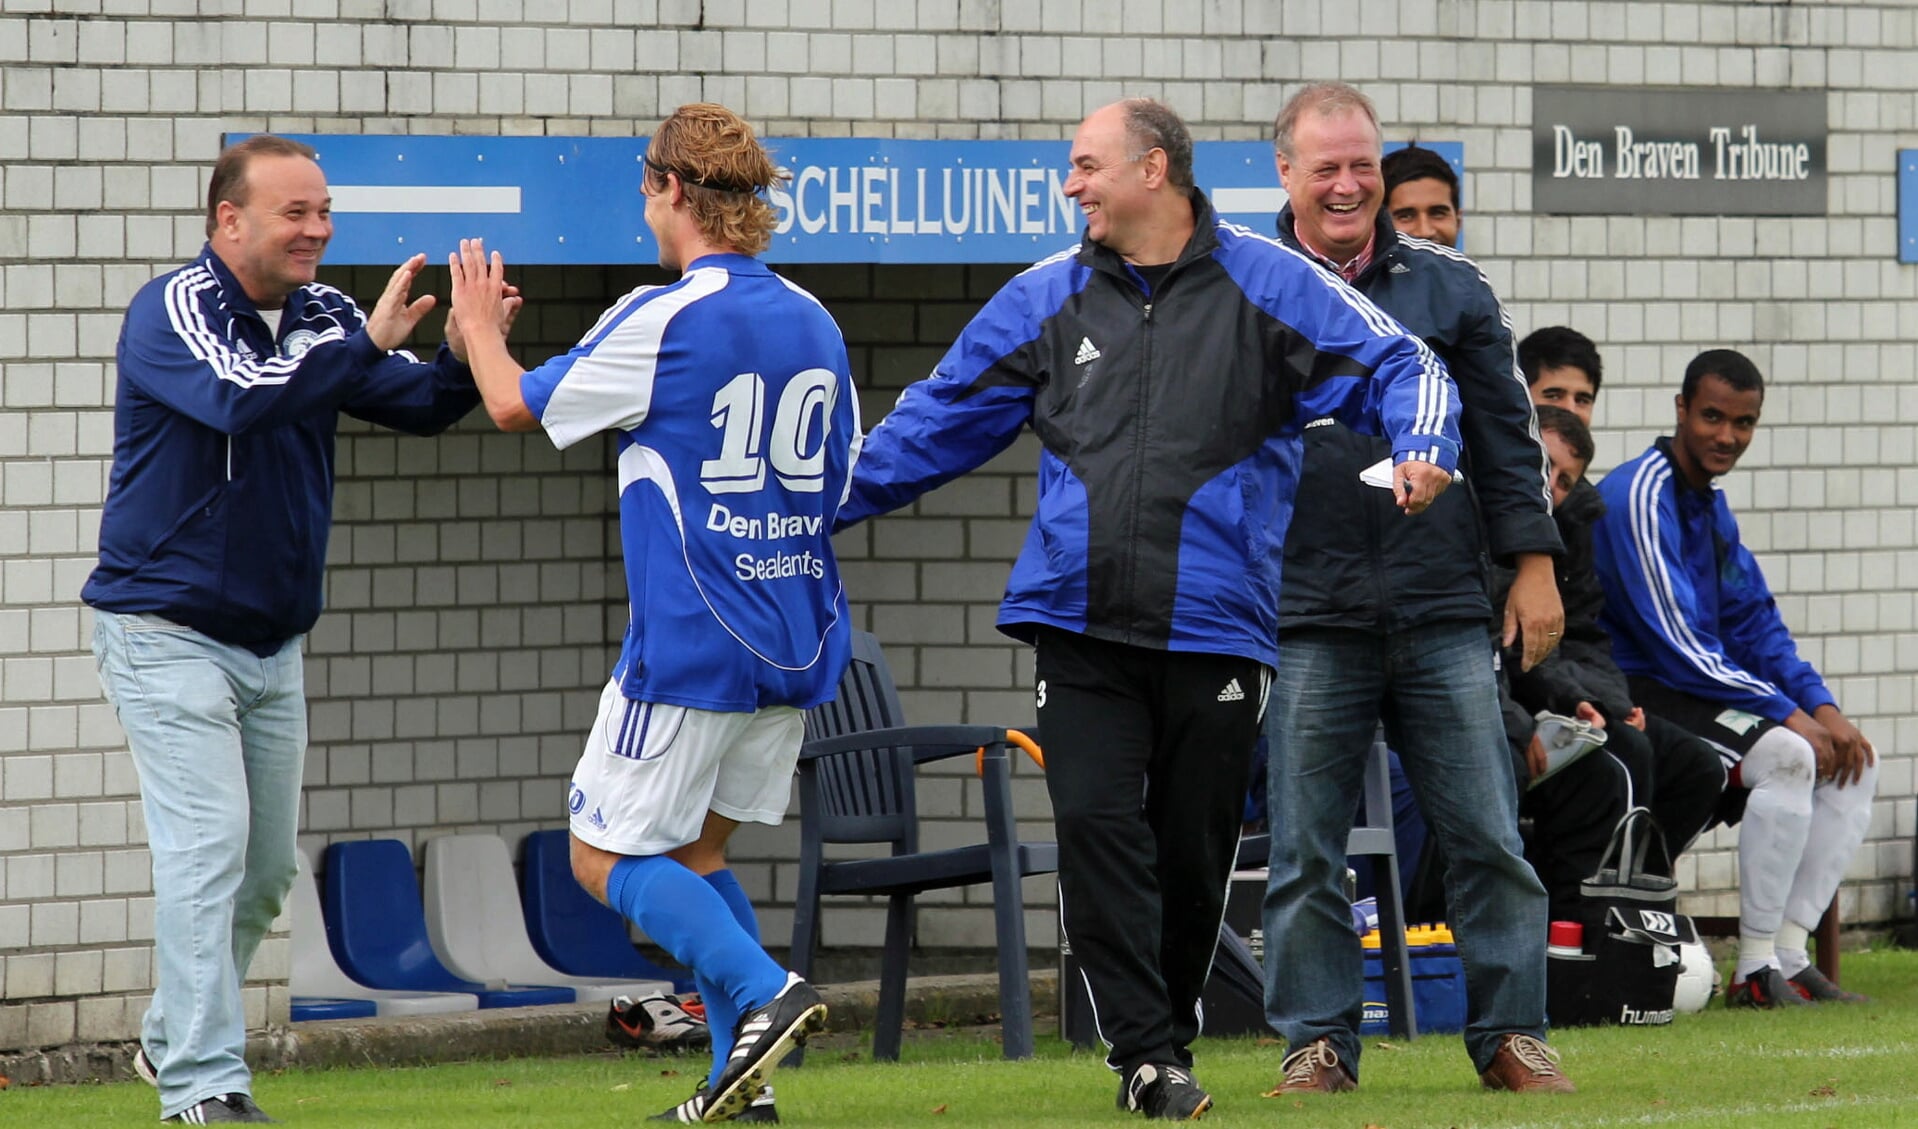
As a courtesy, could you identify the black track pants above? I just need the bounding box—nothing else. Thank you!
[1034,627,1268,1075]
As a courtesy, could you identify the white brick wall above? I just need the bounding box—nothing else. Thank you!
[4,1,1917,1050]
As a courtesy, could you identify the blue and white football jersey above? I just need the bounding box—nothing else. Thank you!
[521,253,860,712]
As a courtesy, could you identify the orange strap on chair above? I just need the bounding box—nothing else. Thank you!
[976,728,1046,776]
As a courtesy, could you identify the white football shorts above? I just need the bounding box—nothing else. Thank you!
[567,676,804,856]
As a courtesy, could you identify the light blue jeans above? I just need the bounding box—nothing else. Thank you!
[92,612,306,1117]
[1261,621,1547,1077]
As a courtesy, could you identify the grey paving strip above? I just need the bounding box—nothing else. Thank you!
[0,970,1060,1087]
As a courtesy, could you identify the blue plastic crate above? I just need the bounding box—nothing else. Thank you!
[1361,940,1466,1035]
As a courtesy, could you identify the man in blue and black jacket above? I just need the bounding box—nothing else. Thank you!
[838,98,1461,1122]
[83,134,500,1124]
[1593,348,1878,1009]
[1260,82,1574,1099]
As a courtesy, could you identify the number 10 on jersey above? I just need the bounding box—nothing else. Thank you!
[700,369,841,495]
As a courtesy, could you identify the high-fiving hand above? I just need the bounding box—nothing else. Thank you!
[446,239,523,363]
[365,253,439,351]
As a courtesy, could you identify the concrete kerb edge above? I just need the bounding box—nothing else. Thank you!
[0,969,1061,1086]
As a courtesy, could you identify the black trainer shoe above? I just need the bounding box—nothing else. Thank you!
[607,993,712,1052]
[1119,1063,1212,1121]
[133,1046,159,1087]
[163,1093,278,1123]
[1727,966,1812,1009]
[1787,965,1870,1004]
[650,1081,780,1124]
[704,974,826,1124]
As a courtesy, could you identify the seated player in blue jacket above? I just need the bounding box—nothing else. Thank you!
[1591,348,1878,1009]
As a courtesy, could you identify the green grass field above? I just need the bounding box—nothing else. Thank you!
[8,949,1917,1127]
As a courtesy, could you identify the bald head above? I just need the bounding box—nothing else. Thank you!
[1064,99,1198,264]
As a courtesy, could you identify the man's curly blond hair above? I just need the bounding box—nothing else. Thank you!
[645,103,787,255]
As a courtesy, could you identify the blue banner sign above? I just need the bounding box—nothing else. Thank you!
[264,134,1461,266]
[1902,150,1918,265]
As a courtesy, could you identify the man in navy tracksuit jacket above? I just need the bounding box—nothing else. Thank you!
[1592,348,1878,1009]
[82,135,487,1124]
[1259,83,1572,1099]
[837,99,1461,1121]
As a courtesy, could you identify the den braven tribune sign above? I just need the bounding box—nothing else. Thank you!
[1533,87,1826,216]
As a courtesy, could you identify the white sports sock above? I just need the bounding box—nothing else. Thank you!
[1734,936,1777,983]
[1775,946,1811,978]
[1774,919,1813,977]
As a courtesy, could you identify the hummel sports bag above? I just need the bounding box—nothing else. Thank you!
[1545,807,1684,1028]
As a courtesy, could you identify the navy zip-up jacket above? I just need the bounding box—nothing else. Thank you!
[1591,437,1834,722]
[837,191,1462,668]
[1276,206,1561,635]
[82,246,480,654]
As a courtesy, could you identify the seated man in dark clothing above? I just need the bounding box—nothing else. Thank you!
[1501,675,1625,918]
[1515,334,1730,857]
[1504,406,1726,913]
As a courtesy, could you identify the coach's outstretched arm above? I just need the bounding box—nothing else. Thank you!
[1231,242,1462,513]
[120,253,452,436]
[834,270,1048,529]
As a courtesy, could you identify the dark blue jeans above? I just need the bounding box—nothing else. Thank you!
[1261,621,1547,1076]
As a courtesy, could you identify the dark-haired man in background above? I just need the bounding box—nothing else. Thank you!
[84,134,499,1124]
[1518,325,1603,426]
[1592,348,1878,1009]
[1381,144,1460,248]
[1507,404,1725,913]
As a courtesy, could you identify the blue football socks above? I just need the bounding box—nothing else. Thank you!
[606,855,787,1025]
[697,869,761,1087]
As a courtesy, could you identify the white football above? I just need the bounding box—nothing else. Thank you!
[1672,939,1717,1013]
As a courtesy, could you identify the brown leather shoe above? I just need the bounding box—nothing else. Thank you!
[1266,1038,1356,1096]
[1478,1033,1576,1093]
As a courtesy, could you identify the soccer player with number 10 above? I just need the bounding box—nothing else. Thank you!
[449,102,860,1125]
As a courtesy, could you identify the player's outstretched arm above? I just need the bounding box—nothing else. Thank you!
[449,237,538,432]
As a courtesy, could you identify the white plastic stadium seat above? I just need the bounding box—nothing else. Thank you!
[422,833,673,1003]
[291,849,481,1017]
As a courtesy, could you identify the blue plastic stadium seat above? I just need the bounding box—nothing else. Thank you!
[321,838,575,1009]
[520,829,694,994]
[291,849,479,1017]
[290,996,377,1022]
